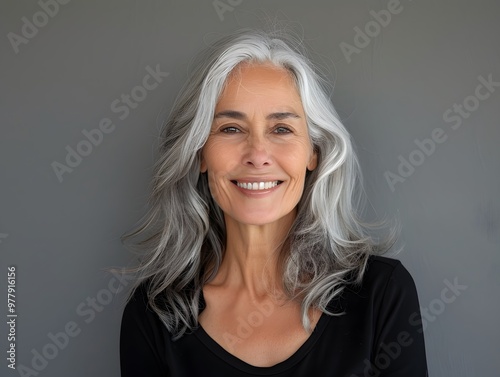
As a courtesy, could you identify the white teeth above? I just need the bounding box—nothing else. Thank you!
[236,181,279,191]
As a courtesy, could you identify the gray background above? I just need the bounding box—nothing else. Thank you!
[1,0,499,376]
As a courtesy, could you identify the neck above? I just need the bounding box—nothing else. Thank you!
[212,211,295,300]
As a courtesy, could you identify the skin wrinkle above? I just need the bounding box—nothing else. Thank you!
[201,62,317,239]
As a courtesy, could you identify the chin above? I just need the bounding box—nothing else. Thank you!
[227,208,296,228]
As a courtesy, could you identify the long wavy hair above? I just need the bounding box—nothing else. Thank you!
[122,28,397,340]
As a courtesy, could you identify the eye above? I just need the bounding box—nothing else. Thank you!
[220,126,241,133]
[273,125,292,134]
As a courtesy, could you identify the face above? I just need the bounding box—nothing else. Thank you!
[201,63,317,227]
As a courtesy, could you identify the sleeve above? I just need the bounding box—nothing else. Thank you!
[120,285,170,377]
[371,262,428,376]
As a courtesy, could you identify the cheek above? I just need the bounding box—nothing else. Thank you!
[201,142,219,173]
[203,156,232,203]
[280,144,313,178]
[206,173,219,200]
[202,138,232,166]
[206,171,236,214]
[207,169,223,190]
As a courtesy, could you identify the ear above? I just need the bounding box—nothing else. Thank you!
[200,155,207,173]
[307,149,318,171]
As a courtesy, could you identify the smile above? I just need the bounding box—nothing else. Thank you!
[233,180,282,190]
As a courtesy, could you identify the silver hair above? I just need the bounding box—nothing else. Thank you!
[122,28,397,340]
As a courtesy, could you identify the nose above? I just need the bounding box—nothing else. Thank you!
[242,134,272,168]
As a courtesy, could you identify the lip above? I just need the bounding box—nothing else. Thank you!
[231,177,283,183]
[230,178,284,196]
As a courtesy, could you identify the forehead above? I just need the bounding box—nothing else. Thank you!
[216,62,303,112]
[227,61,294,83]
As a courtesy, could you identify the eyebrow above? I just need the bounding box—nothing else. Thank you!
[214,110,301,120]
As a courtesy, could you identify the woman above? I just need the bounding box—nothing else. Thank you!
[120,29,427,376]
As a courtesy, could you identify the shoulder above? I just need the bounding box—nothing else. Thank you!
[123,281,151,315]
[121,281,171,356]
[120,281,172,375]
[351,256,428,373]
[121,280,164,335]
[328,255,420,313]
[362,255,418,294]
[340,255,423,331]
[365,254,409,276]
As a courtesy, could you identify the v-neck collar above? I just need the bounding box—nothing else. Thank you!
[193,289,330,375]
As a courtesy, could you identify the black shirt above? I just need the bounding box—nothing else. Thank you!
[120,256,428,376]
